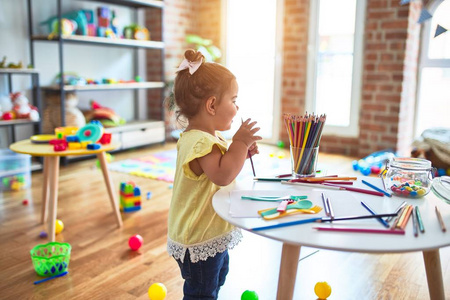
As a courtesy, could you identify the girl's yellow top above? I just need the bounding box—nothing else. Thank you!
[167,130,242,263]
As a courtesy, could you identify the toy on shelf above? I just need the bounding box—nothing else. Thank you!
[11,92,40,121]
[84,100,125,128]
[120,181,142,212]
[41,10,88,37]
[50,121,111,152]
[352,149,396,176]
[123,23,150,40]
[0,56,31,69]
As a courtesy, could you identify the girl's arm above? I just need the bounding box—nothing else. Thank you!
[195,120,261,186]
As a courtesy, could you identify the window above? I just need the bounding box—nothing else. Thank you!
[306,0,366,137]
[223,0,283,142]
[415,0,450,138]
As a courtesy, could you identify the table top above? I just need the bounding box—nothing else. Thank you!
[212,177,450,253]
[9,139,118,157]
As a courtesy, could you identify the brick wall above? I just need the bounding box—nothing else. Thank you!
[148,0,423,156]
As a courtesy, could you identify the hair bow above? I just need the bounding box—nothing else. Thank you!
[177,58,202,74]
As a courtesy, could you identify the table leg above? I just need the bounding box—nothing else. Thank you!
[40,157,50,224]
[47,156,60,242]
[277,243,301,300]
[97,152,123,228]
[423,249,445,300]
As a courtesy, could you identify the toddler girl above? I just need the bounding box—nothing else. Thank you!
[167,49,261,299]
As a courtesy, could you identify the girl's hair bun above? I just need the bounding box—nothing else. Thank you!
[184,49,204,62]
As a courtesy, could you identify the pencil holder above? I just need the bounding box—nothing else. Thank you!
[30,242,71,277]
[290,146,319,177]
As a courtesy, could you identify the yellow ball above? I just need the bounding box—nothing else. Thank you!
[314,281,332,299]
[55,219,64,234]
[148,282,167,300]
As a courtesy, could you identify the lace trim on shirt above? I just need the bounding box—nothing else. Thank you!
[167,228,242,263]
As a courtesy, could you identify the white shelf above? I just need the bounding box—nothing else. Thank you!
[80,0,164,8]
[32,35,164,49]
[41,81,165,91]
[0,68,39,74]
[0,119,39,127]
[106,120,164,133]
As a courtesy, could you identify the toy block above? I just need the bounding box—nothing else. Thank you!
[99,132,112,144]
[68,142,82,150]
[66,135,80,142]
[123,206,141,212]
[87,143,101,150]
[49,139,66,145]
[133,187,141,196]
[54,143,67,151]
[80,141,92,148]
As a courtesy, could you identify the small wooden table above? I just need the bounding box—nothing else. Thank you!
[10,140,123,242]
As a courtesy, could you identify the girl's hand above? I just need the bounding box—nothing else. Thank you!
[233,118,262,148]
[248,142,259,158]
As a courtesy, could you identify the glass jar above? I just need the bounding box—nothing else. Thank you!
[383,157,435,198]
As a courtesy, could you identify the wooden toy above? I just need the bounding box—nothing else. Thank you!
[119,181,141,212]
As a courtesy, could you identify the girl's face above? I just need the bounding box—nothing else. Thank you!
[215,79,239,131]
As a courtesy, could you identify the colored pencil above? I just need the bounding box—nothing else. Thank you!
[254,177,290,182]
[361,201,390,228]
[250,213,398,231]
[241,118,256,177]
[313,227,405,235]
[321,193,330,217]
[276,173,293,178]
[435,206,447,232]
[34,271,68,285]
[415,206,425,233]
[361,180,392,197]
[290,179,353,185]
[326,197,334,220]
[281,181,384,196]
[386,201,407,222]
[392,205,408,229]
[412,206,419,237]
[399,205,413,230]
[306,176,357,182]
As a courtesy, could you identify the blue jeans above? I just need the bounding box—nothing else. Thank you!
[175,250,229,300]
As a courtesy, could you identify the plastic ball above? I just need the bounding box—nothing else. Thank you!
[277,140,285,148]
[314,281,332,299]
[22,199,29,205]
[39,231,48,238]
[129,234,143,251]
[55,219,64,234]
[148,282,167,300]
[241,290,259,300]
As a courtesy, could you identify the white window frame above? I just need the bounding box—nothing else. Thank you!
[415,0,450,137]
[305,0,367,137]
[221,0,284,144]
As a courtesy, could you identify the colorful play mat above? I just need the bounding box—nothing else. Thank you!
[108,149,177,182]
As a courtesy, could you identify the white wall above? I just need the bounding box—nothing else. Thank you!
[0,0,144,147]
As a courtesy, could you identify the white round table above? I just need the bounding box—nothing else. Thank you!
[213,177,450,300]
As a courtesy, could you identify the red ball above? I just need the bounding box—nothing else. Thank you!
[22,199,29,205]
[2,112,13,120]
[128,234,143,251]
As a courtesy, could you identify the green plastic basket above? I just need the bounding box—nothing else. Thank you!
[30,242,71,277]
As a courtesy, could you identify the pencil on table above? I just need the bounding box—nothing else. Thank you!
[241,118,256,177]
[361,201,390,228]
[321,193,330,217]
[415,206,425,233]
[411,206,419,237]
[435,206,447,232]
[326,197,334,220]
[386,201,407,222]
[395,205,409,228]
[361,179,392,197]
[399,205,413,230]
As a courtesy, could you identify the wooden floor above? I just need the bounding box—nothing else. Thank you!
[1,142,449,300]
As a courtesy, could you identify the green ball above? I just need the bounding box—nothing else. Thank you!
[277,140,285,148]
[241,290,259,300]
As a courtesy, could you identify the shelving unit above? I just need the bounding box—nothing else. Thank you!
[0,68,42,143]
[26,0,166,159]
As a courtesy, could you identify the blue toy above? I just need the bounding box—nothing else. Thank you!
[352,149,396,176]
